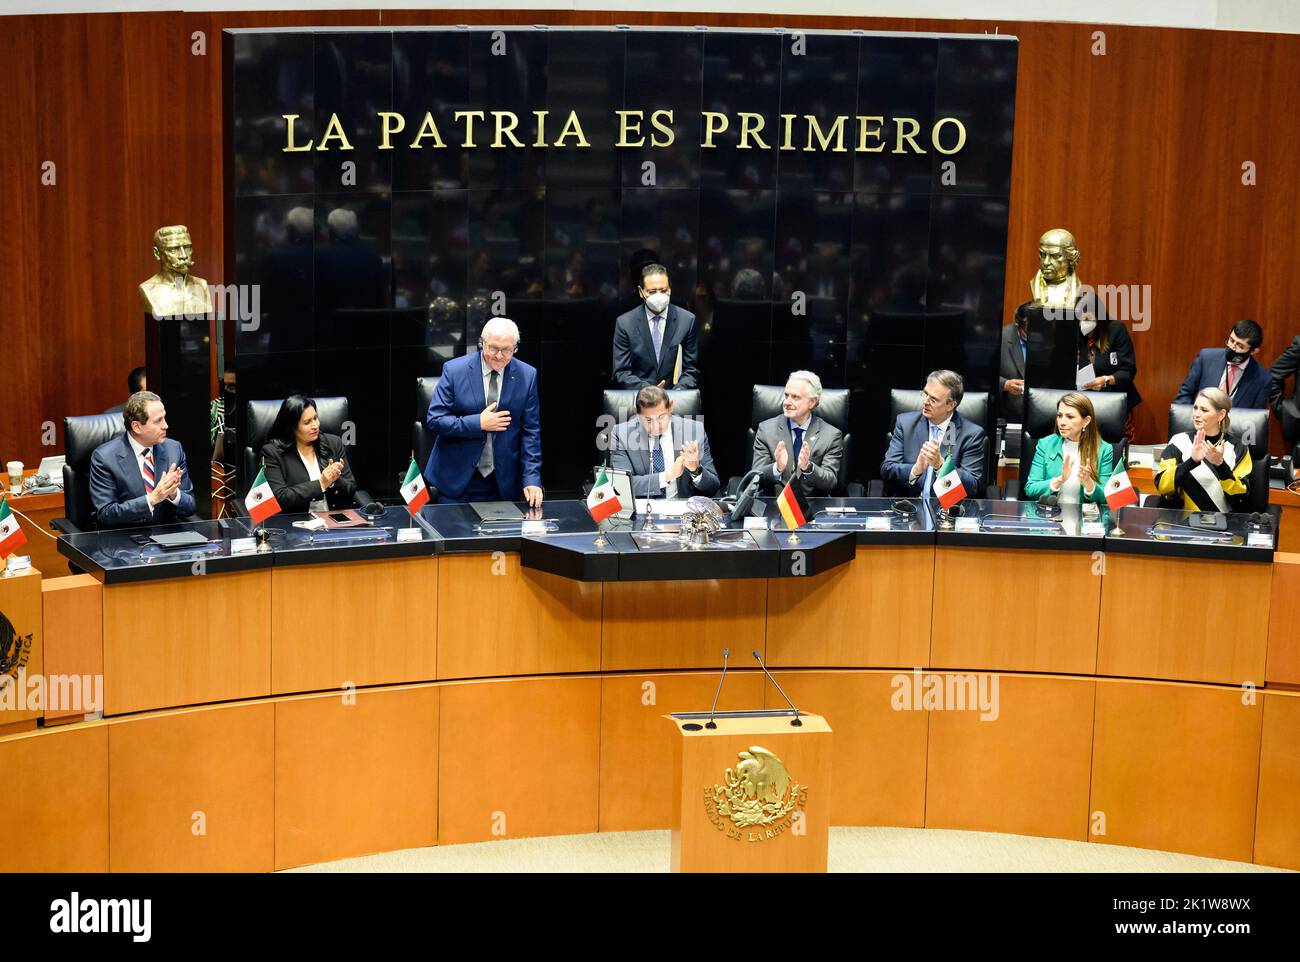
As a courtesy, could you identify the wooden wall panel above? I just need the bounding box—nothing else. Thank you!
[767,545,933,669]
[108,701,274,871]
[931,547,1100,675]
[1098,553,1270,685]
[274,684,438,870]
[438,676,601,845]
[271,556,437,694]
[1090,679,1262,862]
[1266,554,1300,686]
[0,723,108,872]
[2,12,1298,466]
[766,670,929,829]
[437,553,601,678]
[598,670,765,832]
[1255,691,1300,871]
[602,578,767,671]
[926,674,1095,841]
[102,570,271,715]
[40,573,104,725]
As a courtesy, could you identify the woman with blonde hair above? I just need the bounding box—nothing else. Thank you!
[1022,392,1115,504]
[1155,387,1252,512]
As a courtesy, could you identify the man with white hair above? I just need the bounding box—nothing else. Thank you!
[751,370,844,494]
[424,317,543,507]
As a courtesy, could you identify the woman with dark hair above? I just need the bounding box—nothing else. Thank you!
[1075,306,1142,438]
[259,394,357,513]
[1155,387,1252,512]
[1022,392,1115,505]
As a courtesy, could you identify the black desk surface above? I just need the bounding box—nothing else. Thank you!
[56,497,1276,583]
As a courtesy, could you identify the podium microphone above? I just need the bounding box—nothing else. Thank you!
[705,648,730,729]
[752,649,801,726]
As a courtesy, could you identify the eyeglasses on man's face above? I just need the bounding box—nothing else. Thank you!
[482,343,516,358]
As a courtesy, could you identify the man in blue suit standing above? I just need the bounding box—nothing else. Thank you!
[1175,319,1270,410]
[880,370,985,498]
[612,263,699,390]
[424,317,543,507]
[89,391,197,528]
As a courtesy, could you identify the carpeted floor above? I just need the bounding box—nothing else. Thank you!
[285,827,1292,873]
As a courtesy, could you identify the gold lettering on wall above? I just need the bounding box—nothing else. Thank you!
[278,110,973,156]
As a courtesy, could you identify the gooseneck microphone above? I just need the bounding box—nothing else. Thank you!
[705,647,731,729]
[752,649,801,726]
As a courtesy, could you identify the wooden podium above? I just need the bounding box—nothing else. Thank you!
[668,711,832,872]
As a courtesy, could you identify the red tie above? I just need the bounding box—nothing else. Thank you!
[1226,364,1235,396]
[142,449,155,493]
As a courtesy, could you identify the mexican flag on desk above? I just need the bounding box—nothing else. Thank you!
[244,464,282,524]
[932,454,967,509]
[0,496,26,560]
[1105,461,1139,510]
[776,476,811,530]
[401,457,430,515]
[586,467,621,523]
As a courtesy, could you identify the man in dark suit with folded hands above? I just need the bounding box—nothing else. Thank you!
[610,386,719,499]
[89,391,196,528]
[424,317,543,507]
[612,263,699,390]
[880,370,985,498]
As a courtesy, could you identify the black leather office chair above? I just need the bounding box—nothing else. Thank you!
[51,413,127,533]
[1143,404,1272,514]
[1009,388,1128,500]
[869,389,998,498]
[240,396,372,508]
[408,376,441,498]
[729,385,858,497]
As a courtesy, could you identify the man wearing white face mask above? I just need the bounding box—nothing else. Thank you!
[612,262,699,390]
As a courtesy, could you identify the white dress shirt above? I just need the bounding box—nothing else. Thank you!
[297,447,329,513]
[651,422,702,499]
[771,414,814,480]
[908,414,953,484]
[1056,438,1083,504]
[127,434,179,515]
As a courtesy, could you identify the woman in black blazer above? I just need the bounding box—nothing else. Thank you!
[259,395,357,512]
[1076,313,1142,438]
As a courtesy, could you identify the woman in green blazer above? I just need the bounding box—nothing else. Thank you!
[1022,392,1114,504]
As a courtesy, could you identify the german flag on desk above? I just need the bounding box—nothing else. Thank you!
[776,475,811,531]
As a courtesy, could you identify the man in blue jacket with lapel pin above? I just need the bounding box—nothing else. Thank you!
[89,391,197,528]
[424,317,543,507]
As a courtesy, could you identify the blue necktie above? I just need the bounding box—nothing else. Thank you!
[921,424,940,495]
[651,439,664,496]
[651,315,664,359]
[791,426,804,478]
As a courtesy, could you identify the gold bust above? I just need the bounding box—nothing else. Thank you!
[1030,228,1082,309]
[139,225,212,318]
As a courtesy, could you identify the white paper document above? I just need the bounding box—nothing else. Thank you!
[1076,363,1096,390]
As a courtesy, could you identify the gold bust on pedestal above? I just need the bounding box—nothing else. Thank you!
[139,225,212,318]
[1030,228,1082,309]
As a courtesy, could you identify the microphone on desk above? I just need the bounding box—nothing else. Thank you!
[1036,493,1060,517]
[705,647,730,729]
[752,649,801,726]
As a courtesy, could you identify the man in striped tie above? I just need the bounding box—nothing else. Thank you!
[89,391,196,528]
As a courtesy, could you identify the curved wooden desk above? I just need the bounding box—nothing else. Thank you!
[3,501,1298,872]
